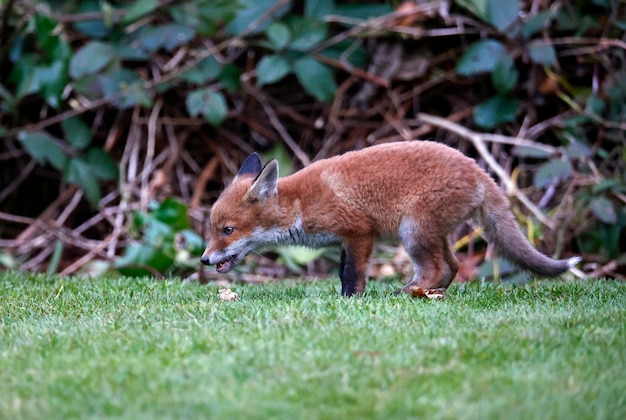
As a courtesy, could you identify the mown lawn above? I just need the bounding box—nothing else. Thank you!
[1,272,624,419]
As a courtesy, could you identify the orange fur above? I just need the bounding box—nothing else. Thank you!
[201,141,579,296]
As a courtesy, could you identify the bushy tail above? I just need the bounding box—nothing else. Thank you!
[480,183,580,277]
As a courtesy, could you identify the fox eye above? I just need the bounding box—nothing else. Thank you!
[222,226,235,236]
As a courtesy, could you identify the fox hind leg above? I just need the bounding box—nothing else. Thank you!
[399,218,457,297]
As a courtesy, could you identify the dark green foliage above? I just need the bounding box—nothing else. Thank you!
[0,0,624,276]
[115,198,204,276]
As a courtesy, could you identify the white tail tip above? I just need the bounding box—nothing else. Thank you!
[567,256,582,268]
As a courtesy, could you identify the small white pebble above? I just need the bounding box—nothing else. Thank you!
[218,288,238,302]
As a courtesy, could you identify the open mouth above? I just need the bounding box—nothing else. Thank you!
[215,255,238,273]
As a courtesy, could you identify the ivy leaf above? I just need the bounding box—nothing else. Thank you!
[65,157,101,206]
[266,22,291,50]
[511,146,552,159]
[219,64,242,92]
[186,89,228,127]
[181,56,222,85]
[293,56,337,102]
[529,41,557,66]
[257,54,292,86]
[136,24,195,53]
[226,0,291,36]
[333,3,392,19]
[533,160,573,188]
[522,10,556,39]
[456,39,508,76]
[69,41,117,79]
[74,0,110,38]
[153,198,191,231]
[61,117,92,150]
[123,0,159,23]
[288,18,327,51]
[473,96,518,129]
[590,196,617,224]
[18,131,67,171]
[492,54,518,95]
[99,69,152,109]
[115,243,175,276]
[455,0,488,22]
[84,148,119,181]
[486,0,519,31]
[305,0,336,19]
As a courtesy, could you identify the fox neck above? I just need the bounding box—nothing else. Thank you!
[261,178,340,249]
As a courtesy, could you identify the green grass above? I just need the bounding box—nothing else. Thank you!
[1,272,625,420]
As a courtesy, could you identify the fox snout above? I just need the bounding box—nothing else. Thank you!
[200,254,211,266]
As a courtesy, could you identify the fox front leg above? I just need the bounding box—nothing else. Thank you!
[339,236,374,296]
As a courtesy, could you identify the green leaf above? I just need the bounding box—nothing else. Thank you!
[511,146,552,159]
[455,0,488,22]
[186,89,228,127]
[73,0,110,38]
[473,96,518,129]
[266,22,291,50]
[37,61,68,109]
[9,57,68,109]
[18,131,67,170]
[219,64,242,92]
[288,17,327,51]
[528,41,557,66]
[180,229,206,255]
[84,148,119,181]
[486,0,519,31]
[170,0,239,37]
[533,160,573,188]
[142,219,176,246]
[491,54,518,95]
[263,143,294,177]
[181,56,222,85]
[584,93,605,116]
[70,41,117,79]
[522,10,556,39]
[61,117,92,150]
[65,157,102,206]
[306,0,335,18]
[153,198,191,231]
[115,243,175,276]
[333,4,393,20]
[293,56,337,102]
[565,141,592,159]
[590,196,617,224]
[123,0,159,23]
[319,39,367,69]
[256,54,292,86]
[136,24,195,53]
[99,69,152,109]
[456,39,508,76]
[226,0,291,36]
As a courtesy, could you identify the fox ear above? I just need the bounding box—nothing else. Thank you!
[234,152,262,181]
[246,159,278,202]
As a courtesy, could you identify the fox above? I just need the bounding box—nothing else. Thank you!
[201,141,580,297]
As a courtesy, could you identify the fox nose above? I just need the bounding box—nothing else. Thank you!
[200,254,212,266]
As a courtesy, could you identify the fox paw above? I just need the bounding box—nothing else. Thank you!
[403,286,446,300]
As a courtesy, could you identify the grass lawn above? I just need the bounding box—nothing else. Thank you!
[1,272,625,419]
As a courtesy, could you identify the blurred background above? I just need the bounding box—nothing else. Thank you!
[0,0,624,282]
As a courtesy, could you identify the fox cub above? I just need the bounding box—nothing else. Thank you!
[201,141,579,297]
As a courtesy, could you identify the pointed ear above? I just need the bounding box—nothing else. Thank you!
[234,152,262,182]
[246,159,279,202]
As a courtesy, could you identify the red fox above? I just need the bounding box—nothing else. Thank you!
[201,141,580,297]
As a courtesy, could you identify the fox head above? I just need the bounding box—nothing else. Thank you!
[201,153,280,273]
